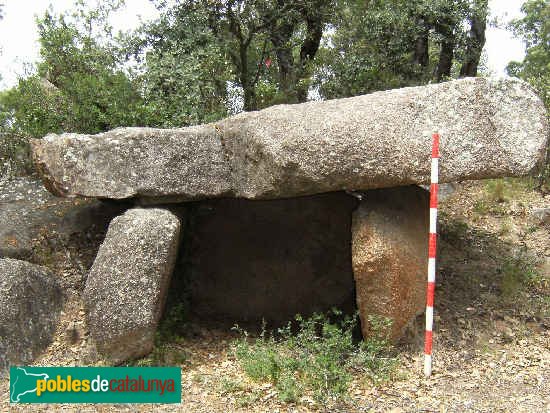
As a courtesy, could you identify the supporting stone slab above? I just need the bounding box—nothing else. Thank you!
[84,208,181,363]
[352,186,429,342]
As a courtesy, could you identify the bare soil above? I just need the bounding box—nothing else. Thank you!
[1,178,549,412]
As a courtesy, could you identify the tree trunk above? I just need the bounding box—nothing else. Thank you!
[239,43,257,111]
[435,17,456,82]
[460,0,488,77]
[296,11,323,102]
[436,39,455,81]
[413,18,429,69]
[270,21,298,104]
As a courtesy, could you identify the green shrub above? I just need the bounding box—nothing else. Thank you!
[233,311,396,405]
[0,133,33,179]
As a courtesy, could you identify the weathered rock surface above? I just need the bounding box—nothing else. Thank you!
[0,176,126,263]
[0,258,63,373]
[32,78,548,204]
[83,208,181,363]
[530,207,550,226]
[352,186,429,342]
[183,192,358,325]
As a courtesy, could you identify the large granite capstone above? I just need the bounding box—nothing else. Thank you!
[32,77,548,204]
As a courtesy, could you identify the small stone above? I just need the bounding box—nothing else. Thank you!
[530,208,550,225]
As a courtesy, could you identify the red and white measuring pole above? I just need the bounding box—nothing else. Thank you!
[424,132,439,377]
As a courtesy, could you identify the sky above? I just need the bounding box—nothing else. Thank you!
[0,0,527,90]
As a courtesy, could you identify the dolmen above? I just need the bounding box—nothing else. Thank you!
[30,77,548,363]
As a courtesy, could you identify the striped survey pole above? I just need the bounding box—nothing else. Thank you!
[424,132,439,377]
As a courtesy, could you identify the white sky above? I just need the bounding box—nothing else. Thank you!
[0,0,527,90]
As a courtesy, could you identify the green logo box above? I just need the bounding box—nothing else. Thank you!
[10,366,181,404]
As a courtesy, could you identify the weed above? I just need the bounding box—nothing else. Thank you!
[232,311,396,406]
[236,389,262,407]
[498,220,512,236]
[500,252,541,299]
[218,377,245,395]
[486,179,506,203]
[474,199,490,214]
[157,302,187,343]
[276,371,301,403]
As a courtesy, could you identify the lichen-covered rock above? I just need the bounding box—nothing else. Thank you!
[83,208,181,363]
[0,258,63,373]
[352,186,429,342]
[0,177,126,272]
[32,77,548,204]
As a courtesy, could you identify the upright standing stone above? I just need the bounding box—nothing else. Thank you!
[84,208,181,363]
[352,186,429,342]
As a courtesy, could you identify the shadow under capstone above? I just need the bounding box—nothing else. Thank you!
[163,191,360,332]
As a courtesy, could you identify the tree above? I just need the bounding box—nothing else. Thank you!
[124,2,231,126]
[507,0,550,190]
[459,0,488,77]
[315,0,488,100]
[0,1,145,138]
[132,0,333,112]
[507,0,549,108]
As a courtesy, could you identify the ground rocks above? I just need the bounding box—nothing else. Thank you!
[32,77,548,204]
[352,186,429,342]
[0,258,63,373]
[530,207,550,226]
[83,208,181,363]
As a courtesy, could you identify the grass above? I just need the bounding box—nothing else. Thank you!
[473,178,538,217]
[500,251,542,299]
[498,220,513,236]
[231,311,397,406]
[218,377,246,395]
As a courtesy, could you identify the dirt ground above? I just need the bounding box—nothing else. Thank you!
[1,178,549,412]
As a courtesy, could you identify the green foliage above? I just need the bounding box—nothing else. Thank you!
[507,0,550,190]
[156,302,188,344]
[316,0,486,99]
[0,131,33,179]
[500,252,541,299]
[0,1,146,139]
[124,3,231,126]
[130,0,334,111]
[472,178,536,216]
[316,0,419,99]
[507,0,550,108]
[233,311,396,405]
